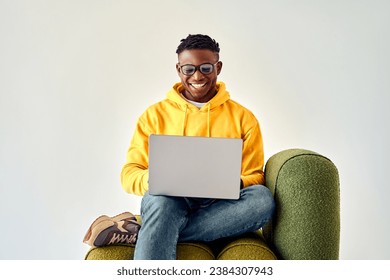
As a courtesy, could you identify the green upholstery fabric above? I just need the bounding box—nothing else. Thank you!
[86,242,215,260]
[84,149,340,260]
[216,232,277,260]
[263,149,340,259]
[85,232,275,260]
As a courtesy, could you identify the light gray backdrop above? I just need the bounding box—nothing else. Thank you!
[1,0,389,259]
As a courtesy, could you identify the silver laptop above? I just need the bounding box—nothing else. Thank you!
[148,134,243,200]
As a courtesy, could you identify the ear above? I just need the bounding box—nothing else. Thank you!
[216,61,223,75]
[176,63,181,75]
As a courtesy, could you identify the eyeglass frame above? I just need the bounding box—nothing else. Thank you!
[177,61,220,76]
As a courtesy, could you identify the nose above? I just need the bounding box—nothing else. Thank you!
[192,69,205,80]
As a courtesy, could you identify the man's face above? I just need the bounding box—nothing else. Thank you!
[176,49,222,103]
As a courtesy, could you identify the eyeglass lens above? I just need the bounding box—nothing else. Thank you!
[181,63,214,76]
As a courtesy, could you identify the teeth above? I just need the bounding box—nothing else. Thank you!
[191,83,206,88]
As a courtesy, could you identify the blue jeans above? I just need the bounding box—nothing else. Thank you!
[133,185,275,260]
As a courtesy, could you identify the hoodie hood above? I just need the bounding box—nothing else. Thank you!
[166,81,230,136]
[167,81,230,112]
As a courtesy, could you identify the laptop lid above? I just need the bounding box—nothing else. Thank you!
[148,134,243,200]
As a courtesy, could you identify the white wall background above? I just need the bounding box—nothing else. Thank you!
[1,0,389,259]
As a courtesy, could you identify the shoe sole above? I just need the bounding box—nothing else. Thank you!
[93,220,140,247]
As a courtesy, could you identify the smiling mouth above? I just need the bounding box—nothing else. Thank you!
[190,83,207,89]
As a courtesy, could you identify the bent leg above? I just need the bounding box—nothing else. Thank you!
[134,193,189,260]
[179,185,275,242]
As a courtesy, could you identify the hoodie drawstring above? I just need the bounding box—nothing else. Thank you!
[207,103,211,137]
[182,104,188,136]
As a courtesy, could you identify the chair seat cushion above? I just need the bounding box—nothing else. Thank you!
[85,231,276,260]
[85,242,214,260]
[214,232,277,260]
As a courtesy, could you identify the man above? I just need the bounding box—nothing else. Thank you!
[121,34,275,260]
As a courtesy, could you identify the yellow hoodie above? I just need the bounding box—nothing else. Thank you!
[121,81,264,196]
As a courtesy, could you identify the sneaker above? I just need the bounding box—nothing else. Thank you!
[88,219,141,247]
[83,212,137,245]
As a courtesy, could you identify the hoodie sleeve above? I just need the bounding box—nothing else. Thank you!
[120,116,151,196]
[240,120,265,187]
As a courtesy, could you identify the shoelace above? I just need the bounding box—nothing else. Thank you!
[109,232,137,245]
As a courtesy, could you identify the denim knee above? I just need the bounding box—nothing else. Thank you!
[242,185,275,222]
[141,193,188,220]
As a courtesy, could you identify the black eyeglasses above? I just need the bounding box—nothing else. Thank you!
[178,62,219,76]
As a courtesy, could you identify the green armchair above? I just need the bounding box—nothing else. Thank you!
[85,149,340,260]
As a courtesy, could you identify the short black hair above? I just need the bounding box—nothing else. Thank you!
[176,34,220,55]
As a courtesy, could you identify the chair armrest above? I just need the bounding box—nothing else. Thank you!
[263,149,340,259]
